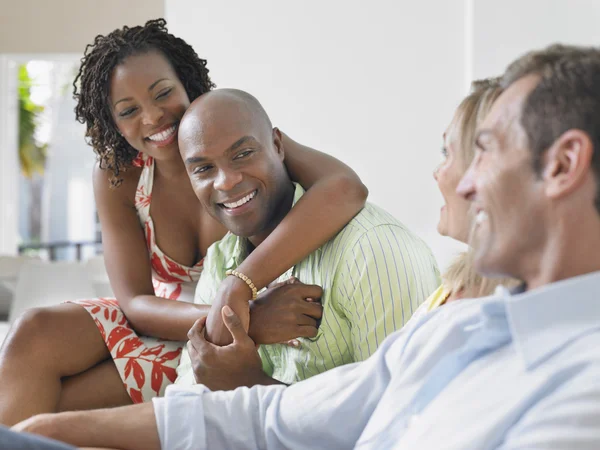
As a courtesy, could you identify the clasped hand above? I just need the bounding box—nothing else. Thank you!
[188,279,323,390]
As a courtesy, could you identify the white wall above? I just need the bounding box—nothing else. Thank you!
[167,0,469,270]
[472,0,600,80]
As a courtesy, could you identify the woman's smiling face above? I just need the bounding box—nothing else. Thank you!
[109,49,191,160]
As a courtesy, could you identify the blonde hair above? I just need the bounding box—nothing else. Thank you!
[451,77,502,171]
[443,78,519,298]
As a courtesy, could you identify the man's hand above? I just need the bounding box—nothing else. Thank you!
[249,279,323,345]
[188,306,280,391]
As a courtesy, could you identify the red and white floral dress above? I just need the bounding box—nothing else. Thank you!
[69,153,204,403]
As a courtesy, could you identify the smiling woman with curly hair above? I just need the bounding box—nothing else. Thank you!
[74,19,215,187]
[0,18,369,425]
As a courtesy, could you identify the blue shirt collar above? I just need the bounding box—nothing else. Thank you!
[499,270,600,369]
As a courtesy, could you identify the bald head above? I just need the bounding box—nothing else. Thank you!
[178,88,293,241]
[178,89,272,149]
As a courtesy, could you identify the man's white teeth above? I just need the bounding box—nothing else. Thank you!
[223,191,256,209]
[475,210,489,225]
[148,125,176,142]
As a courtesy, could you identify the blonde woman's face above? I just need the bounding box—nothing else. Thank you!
[434,118,473,243]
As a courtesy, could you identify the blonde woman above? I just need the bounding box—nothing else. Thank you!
[418,78,516,316]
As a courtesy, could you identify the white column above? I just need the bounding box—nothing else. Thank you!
[0,56,19,255]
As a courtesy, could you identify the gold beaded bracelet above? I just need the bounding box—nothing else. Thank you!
[225,269,258,300]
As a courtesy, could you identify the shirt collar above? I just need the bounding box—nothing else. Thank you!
[500,270,600,369]
[224,182,306,276]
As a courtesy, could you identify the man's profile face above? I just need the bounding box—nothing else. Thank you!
[459,75,547,278]
[179,97,290,238]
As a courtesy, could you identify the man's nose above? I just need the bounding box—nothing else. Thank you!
[214,166,243,192]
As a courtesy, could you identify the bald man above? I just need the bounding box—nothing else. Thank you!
[172,88,440,389]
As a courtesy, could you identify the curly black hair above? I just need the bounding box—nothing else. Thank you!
[73,18,215,188]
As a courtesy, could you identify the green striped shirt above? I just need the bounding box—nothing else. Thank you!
[175,184,440,385]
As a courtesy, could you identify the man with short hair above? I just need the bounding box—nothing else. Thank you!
[14,44,600,450]
[175,88,440,387]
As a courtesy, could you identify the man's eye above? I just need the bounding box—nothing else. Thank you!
[234,150,252,160]
[193,165,212,175]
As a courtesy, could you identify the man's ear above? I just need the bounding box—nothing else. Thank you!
[543,129,594,199]
[272,127,285,162]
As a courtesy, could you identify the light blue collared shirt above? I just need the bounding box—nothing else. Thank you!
[153,271,600,450]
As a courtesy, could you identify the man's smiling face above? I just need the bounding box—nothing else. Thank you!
[179,90,293,241]
[458,75,547,278]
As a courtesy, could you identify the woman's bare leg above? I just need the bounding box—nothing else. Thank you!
[58,359,132,412]
[0,303,129,425]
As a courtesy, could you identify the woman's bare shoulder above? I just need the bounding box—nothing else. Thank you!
[93,161,142,206]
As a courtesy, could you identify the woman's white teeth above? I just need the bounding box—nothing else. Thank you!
[223,191,256,209]
[148,125,176,142]
[475,210,489,225]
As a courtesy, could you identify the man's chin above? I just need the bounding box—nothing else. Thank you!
[217,212,270,240]
[224,222,261,238]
